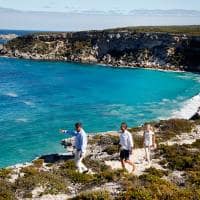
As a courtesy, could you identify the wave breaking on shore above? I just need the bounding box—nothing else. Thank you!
[172,93,200,119]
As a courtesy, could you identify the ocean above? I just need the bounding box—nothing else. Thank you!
[0,30,200,167]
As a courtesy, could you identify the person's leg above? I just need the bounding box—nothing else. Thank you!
[149,146,152,162]
[75,150,82,173]
[120,159,126,170]
[124,150,135,172]
[79,153,88,172]
[144,146,148,161]
[146,146,151,163]
[120,150,126,170]
[125,160,135,172]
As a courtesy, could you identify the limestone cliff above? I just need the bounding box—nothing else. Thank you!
[1,26,200,71]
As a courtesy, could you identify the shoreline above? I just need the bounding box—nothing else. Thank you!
[0,55,185,73]
[0,81,200,169]
[2,99,200,170]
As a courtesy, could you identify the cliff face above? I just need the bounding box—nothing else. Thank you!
[1,29,200,71]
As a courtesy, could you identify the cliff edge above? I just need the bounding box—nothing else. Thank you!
[1,26,200,72]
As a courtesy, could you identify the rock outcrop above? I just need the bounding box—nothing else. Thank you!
[0,34,18,40]
[1,27,200,71]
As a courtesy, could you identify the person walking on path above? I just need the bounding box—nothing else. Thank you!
[143,124,156,165]
[119,122,135,172]
[60,122,88,173]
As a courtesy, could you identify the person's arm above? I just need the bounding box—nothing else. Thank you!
[143,132,145,147]
[128,133,134,154]
[152,133,156,148]
[79,134,87,157]
[60,129,76,136]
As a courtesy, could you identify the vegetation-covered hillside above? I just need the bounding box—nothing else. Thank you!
[1,119,200,200]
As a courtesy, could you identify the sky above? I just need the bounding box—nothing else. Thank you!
[0,0,200,31]
[0,0,200,12]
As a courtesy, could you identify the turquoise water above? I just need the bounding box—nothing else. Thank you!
[0,57,200,167]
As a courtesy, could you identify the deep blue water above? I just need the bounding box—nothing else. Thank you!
[0,29,200,167]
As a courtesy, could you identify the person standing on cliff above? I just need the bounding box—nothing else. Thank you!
[143,124,156,165]
[119,122,135,172]
[60,122,88,173]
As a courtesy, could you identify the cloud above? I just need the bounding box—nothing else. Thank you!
[0,7,200,31]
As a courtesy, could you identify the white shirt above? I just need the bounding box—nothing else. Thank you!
[119,130,134,150]
[144,130,154,146]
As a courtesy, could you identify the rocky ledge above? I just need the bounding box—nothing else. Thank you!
[0,34,18,40]
[0,26,200,72]
[1,118,200,200]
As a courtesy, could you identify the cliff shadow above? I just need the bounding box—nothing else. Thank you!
[39,153,74,164]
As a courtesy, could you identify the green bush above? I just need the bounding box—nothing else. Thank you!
[186,171,200,187]
[0,168,12,179]
[33,159,44,168]
[133,135,144,148]
[144,167,168,178]
[70,190,112,200]
[191,139,200,148]
[60,160,76,170]
[156,119,194,134]
[103,145,118,155]
[95,169,121,183]
[159,144,199,171]
[83,157,111,173]
[63,169,96,184]
[118,187,152,200]
[14,170,68,198]
[20,166,38,176]
[0,180,15,200]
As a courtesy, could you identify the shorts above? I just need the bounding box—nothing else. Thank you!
[120,149,130,161]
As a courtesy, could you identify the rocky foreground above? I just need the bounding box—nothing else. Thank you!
[1,118,200,200]
[0,26,200,72]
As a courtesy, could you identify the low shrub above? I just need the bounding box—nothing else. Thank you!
[159,144,199,171]
[133,135,144,148]
[0,168,12,179]
[14,170,68,198]
[118,187,152,200]
[0,179,15,200]
[69,190,112,200]
[191,139,200,148]
[83,157,111,173]
[144,167,168,178]
[63,169,96,184]
[156,119,194,134]
[20,166,38,176]
[33,159,44,168]
[103,145,118,155]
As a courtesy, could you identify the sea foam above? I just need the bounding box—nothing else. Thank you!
[16,118,28,123]
[22,101,35,106]
[5,92,18,98]
[172,93,200,119]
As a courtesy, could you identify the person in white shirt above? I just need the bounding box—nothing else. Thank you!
[143,124,156,164]
[60,122,88,173]
[119,122,135,172]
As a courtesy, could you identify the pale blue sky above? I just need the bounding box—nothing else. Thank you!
[0,0,200,12]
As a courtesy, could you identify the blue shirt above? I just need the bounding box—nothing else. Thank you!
[64,128,87,153]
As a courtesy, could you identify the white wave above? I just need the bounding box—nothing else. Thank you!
[22,101,35,106]
[16,118,28,122]
[172,93,200,119]
[104,110,121,116]
[5,92,18,98]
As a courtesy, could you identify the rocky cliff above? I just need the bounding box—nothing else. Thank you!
[1,26,200,71]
